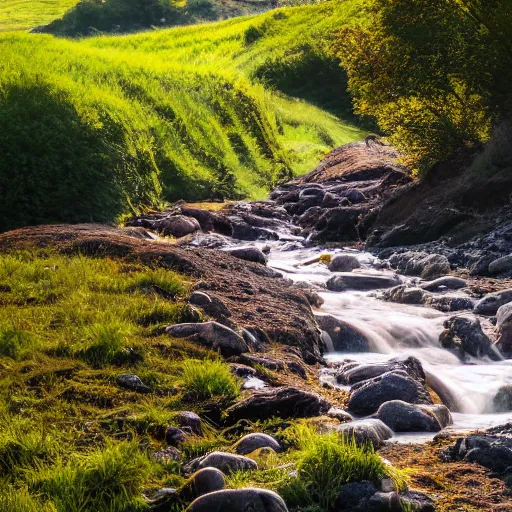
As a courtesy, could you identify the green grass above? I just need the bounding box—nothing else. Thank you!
[180,358,241,399]
[0,0,79,32]
[0,1,365,232]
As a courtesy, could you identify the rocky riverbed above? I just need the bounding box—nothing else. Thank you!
[3,142,512,510]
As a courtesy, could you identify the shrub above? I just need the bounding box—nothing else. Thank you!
[0,323,34,360]
[180,358,240,400]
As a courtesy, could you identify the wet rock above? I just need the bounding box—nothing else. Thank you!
[439,315,498,360]
[116,373,151,393]
[226,386,331,423]
[187,488,289,512]
[176,411,203,436]
[383,285,427,305]
[327,407,353,422]
[400,491,435,512]
[420,276,467,292]
[493,386,512,412]
[338,356,426,386]
[232,433,281,455]
[348,372,432,416]
[426,295,475,312]
[336,419,393,448]
[155,215,201,238]
[166,427,188,447]
[474,289,512,315]
[166,321,248,356]
[389,251,450,280]
[328,254,361,272]
[369,491,402,511]
[315,314,369,352]
[326,273,401,292]
[231,222,279,242]
[497,302,512,356]
[308,206,363,242]
[376,400,452,432]
[180,206,233,236]
[489,254,512,275]
[184,451,258,475]
[225,247,267,265]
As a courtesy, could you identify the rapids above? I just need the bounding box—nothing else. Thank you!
[265,244,512,442]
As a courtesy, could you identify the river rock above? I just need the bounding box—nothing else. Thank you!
[155,215,201,238]
[327,407,353,422]
[187,488,288,512]
[335,481,379,511]
[493,386,512,412]
[226,386,331,423]
[474,288,512,315]
[383,285,427,305]
[326,273,401,292]
[176,411,203,436]
[315,314,369,352]
[225,246,268,265]
[420,276,467,291]
[389,251,450,279]
[338,356,426,386]
[328,254,361,272]
[336,419,393,448]
[426,295,475,312]
[166,321,249,356]
[348,372,432,416]
[489,254,512,275]
[376,400,452,432]
[116,373,151,393]
[232,433,281,455]
[497,302,512,355]
[184,451,257,475]
[439,315,498,360]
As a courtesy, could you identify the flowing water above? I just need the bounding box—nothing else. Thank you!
[263,243,512,442]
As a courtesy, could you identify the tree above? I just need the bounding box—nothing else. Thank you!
[335,0,512,173]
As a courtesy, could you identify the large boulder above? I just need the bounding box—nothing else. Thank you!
[184,452,257,475]
[155,215,201,238]
[439,315,498,360]
[389,251,450,280]
[226,386,331,423]
[315,314,369,352]
[376,400,452,432]
[348,372,432,416]
[328,254,361,272]
[474,289,512,315]
[225,247,267,265]
[187,488,288,512]
[327,273,401,292]
[232,433,281,455]
[493,386,512,412]
[166,322,249,356]
[489,254,512,275]
[336,419,393,448]
[383,285,427,305]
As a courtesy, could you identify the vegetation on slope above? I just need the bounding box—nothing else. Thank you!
[336,0,512,174]
[46,0,277,36]
[0,251,402,511]
[0,1,365,232]
[0,0,79,32]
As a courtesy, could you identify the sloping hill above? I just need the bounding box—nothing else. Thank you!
[0,1,366,232]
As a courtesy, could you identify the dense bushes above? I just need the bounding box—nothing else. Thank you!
[336,0,512,173]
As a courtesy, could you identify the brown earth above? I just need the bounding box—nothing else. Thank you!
[0,223,323,362]
[381,438,512,512]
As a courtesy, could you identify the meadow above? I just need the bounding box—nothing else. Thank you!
[0,0,365,232]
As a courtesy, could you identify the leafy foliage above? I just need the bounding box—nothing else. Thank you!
[335,0,512,172]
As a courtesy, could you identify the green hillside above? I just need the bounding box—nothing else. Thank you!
[0,0,365,232]
[0,0,79,32]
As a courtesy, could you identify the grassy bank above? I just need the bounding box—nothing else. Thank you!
[0,1,365,232]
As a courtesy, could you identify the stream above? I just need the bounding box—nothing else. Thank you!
[261,242,512,442]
